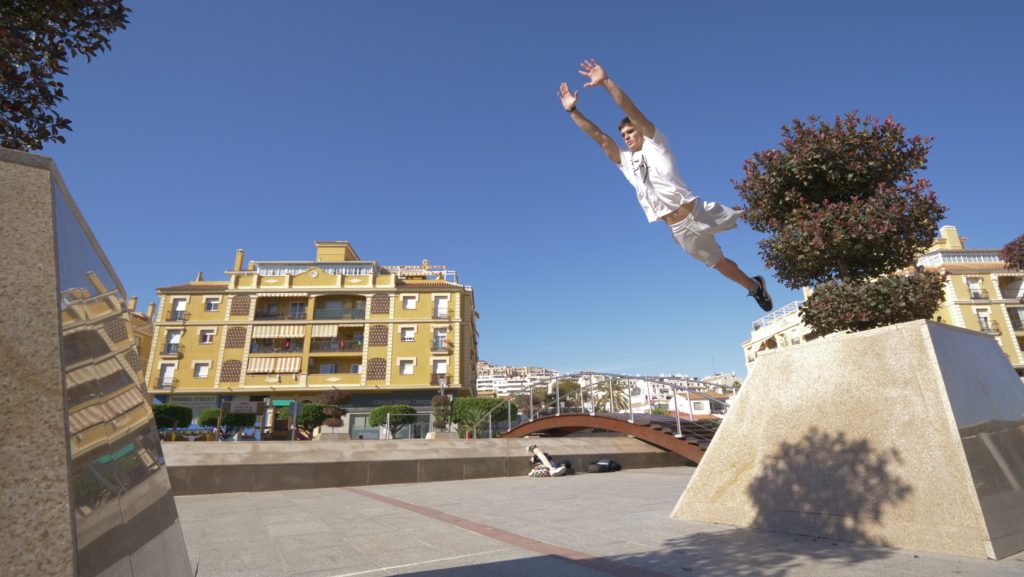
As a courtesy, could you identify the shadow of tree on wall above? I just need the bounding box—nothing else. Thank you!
[747,427,913,546]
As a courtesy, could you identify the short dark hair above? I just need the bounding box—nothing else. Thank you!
[618,117,633,131]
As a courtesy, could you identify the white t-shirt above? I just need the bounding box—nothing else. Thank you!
[618,129,696,223]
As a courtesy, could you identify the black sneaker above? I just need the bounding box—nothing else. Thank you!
[750,275,773,312]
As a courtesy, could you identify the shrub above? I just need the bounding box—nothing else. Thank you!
[296,403,326,435]
[452,397,516,426]
[736,111,946,334]
[198,407,257,430]
[152,404,192,428]
[368,405,418,438]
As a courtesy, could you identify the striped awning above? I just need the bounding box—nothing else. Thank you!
[106,386,146,415]
[251,325,305,338]
[66,357,128,389]
[67,386,146,435]
[256,292,308,298]
[311,324,339,338]
[247,357,302,374]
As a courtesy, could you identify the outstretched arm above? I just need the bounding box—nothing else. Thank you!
[558,82,620,164]
[579,59,656,139]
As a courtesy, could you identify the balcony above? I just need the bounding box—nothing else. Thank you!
[312,309,366,320]
[431,341,450,354]
[160,343,183,357]
[309,339,363,353]
[431,374,451,387]
[969,289,990,300]
[250,340,304,354]
[167,310,188,321]
[978,320,1001,336]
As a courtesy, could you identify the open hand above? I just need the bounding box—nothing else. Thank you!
[579,59,607,87]
[557,82,578,111]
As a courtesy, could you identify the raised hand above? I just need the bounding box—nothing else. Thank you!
[557,82,578,111]
[578,59,607,87]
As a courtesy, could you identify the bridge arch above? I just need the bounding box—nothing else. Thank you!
[504,414,711,464]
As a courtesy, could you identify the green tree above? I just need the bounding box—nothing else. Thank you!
[736,111,946,335]
[295,403,326,436]
[1001,234,1024,271]
[368,405,418,438]
[1,1,131,150]
[151,404,192,429]
[452,397,517,437]
[198,407,256,436]
[431,394,452,429]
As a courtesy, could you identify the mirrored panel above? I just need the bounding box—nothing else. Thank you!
[53,177,191,577]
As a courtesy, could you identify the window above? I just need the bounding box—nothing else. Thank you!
[164,330,182,354]
[199,329,215,344]
[351,364,361,374]
[432,327,448,350]
[399,360,415,375]
[169,298,187,321]
[158,364,175,387]
[432,359,448,374]
[193,363,210,378]
[319,364,337,374]
[289,302,307,320]
[433,295,449,319]
[204,297,220,312]
[967,277,986,299]
[401,327,415,342]
[402,295,417,310]
[692,401,708,412]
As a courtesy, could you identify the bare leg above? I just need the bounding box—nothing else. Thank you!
[714,257,756,293]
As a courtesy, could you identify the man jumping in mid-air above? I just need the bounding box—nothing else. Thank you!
[558,59,773,311]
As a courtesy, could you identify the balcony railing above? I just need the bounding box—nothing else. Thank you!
[309,339,364,352]
[156,378,177,389]
[167,310,188,321]
[431,374,451,387]
[254,310,284,320]
[161,343,182,356]
[313,309,366,320]
[431,342,450,353]
[250,341,304,354]
[978,320,1001,336]
[969,289,990,300]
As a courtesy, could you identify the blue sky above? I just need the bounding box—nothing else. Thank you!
[44,1,1022,378]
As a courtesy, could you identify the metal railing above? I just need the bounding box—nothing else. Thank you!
[313,309,366,320]
[969,289,990,300]
[978,319,1001,335]
[167,310,188,321]
[249,341,304,353]
[161,343,182,356]
[309,339,363,352]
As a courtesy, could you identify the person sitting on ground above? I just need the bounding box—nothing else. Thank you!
[557,58,773,311]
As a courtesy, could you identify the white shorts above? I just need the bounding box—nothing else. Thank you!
[667,199,742,267]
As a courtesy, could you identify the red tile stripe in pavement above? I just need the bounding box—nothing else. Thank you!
[345,487,676,577]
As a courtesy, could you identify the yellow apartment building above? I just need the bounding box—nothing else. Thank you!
[918,226,1024,378]
[741,226,1024,380]
[144,241,478,438]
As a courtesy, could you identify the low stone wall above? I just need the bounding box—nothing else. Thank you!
[163,437,685,495]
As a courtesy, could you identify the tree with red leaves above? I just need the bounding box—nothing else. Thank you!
[735,112,947,335]
[1,1,130,150]
[1001,234,1024,271]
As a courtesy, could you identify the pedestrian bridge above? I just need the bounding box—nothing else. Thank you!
[503,413,716,464]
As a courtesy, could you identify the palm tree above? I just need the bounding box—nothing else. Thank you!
[591,379,630,413]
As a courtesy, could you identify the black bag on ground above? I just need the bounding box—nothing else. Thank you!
[556,459,575,474]
[595,458,621,472]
